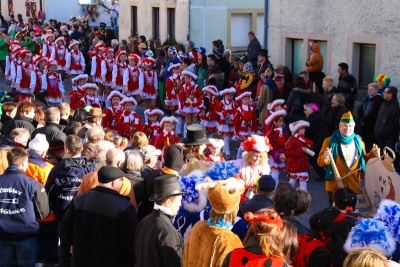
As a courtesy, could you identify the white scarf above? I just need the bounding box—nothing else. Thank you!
[123,111,136,123]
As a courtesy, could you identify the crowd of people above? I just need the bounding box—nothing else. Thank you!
[0,13,398,267]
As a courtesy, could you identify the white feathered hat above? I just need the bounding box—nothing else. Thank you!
[267,99,285,111]
[235,91,252,102]
[160,116,179,128]
[207,138,224,149]
[219,87,236,96]
[289,120,310,133]
[120,97,138,106]
[265,109,287,126]
[144,108,164,117]
[71,74,89,83]
[167,63,181,72]
[107,91,125,102]
[202,85,218,96]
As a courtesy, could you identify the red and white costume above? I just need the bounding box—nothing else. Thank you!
[50,37,67,70]
[76,83,101,109]
[263,99,286,134]
[117,97,142,141]
[179,71,203,116]
[141,109,164,144]
[200,86,221,132]
[164,63,181,110]
[42,31,55,58]
[124,53,143,96]
[101,48,115,87]
[42,60,64,104]
[141,57,158,99]
[204,138,225,164]
[70,74,88,110]
[264,109,288,185]
[112,50,127,91]
[33,56,48,93]
[286,121,314,190]
[103,91,125,132]
[66,40,85,75]
[16,50,36,95]
[216,88,237,136]
[9,47,24,88]
[232,135,270,201]
[233,92,258,139]
[153,116,181,159]
[90,43,105,83]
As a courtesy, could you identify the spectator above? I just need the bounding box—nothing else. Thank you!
[135,175,185,267]
[69,23,83,41]
[337,63,358,112]
[26,134,53,184]
[109,0,119,36]
[375,86,400,158]
[273,75,292,102]
[88,140,115,169]
[2,101,37,137]
[286,76,312,116]
[62,166,137,266]
[0,102,17,135]
[358,83,384,151]
[81,125,105,159]
[58,102,70,129]
[306,41,325,93]
[0,148,49,266]
[239,174,275,214]
[255,49,271,78]
[0,128,30,149]
[164,46,181,82]
[206,54,224,91]
[257,67,276,127]
[31,107,67,145]
[139,145,162,178]
[327,93,348,134]
[343,248,399,267]
[312,76,339,121]
[122,150,145,206]
[245,31,261,67]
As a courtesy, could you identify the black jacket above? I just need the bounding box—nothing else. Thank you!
[123,170,145,206]
[31,121,66,144]
[134,209,183,267]
[137,169,165,221]
[286,111,329,143]
[327,105,348,135]
[239,194,274,215]
[359,95,384,127]
[246,37,261,67]
[374,98,400,140]
[61,186,137,267]
[0,114,13,135]
[2,115,36,137]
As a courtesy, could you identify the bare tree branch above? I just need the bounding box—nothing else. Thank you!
[89,0,119,16]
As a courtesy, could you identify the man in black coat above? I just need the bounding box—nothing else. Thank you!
[31,107,66,144]
[245,31,261,68]
[374,86,400,158]
[239,175,275,215]
[135,174,185,267]
[62,166,137,267]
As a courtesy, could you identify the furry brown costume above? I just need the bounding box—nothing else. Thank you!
[183,178,245,267]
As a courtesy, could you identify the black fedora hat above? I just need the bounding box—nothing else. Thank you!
[258,49,270,57]
[184,124,209,146]
[149,175,186,202]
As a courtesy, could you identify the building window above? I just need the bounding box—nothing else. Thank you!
[152,7,160,40]
[359,44,376,87]
[131,6,137,37]
[230,14,251,47]
[167,8,175,39]
[288,39,304,75]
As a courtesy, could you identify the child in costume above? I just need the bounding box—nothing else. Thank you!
[263,99,286,135]
[32,55,48,104]
[141,108,164,144]
[112,49,127,92]
[286,120,314,191]
[264,109,288,186]
[70,74,89,110]
[76,83,101,109]
[141,57,158,110]
[178,71,203,138]
[65,40,85,77]
[117,97,142,141]
[103,90,125,133]
[165,63,182,134]
[232,135,270,201]
[51,36,67,80]
[216,87,237,158]
[204,138,225,163]
[42,30,55,58]
[153,116,180,159]
[200,85,221,134]
[91,43,106,102]
[234,62,257,97]
[124,53,143,104]
[101,47,115,106]
[42,59,64,106]
[16,50,36,96]
[232,91,258,140]
[9,46,24,92]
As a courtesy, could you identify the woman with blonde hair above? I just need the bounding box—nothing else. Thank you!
[222,208,298,266]
[232,135,270,200]
[126,131,148,151]
[0,147,10,174]
[343,248,400,267]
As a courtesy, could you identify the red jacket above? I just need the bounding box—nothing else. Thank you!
[285,135,310,173]
[117,111,142,141]
[103,105,122,131]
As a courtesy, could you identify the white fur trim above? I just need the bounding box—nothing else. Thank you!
[267,99,285,111]
[81,83,99,91]
[107,91,125,102]
[202,86,218,96]
[144,108,164,116]
[265,109,287,126]
[181,70,197,80]
[71,74,89,83]
[160,116,179,126]
[183,189,208,213]
[219,87,236,96]
[289,120,310,133]
[55,37,66,45]
[235,92,252,102]
[167,63,181,72]
[120,97,138,106]
[208,138,224,148]
[68,40,80,49]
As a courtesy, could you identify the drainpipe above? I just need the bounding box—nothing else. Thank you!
[264,0,268,49]
[187,0,191,42]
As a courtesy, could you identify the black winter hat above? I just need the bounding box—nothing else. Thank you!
[98,166,126,183]
[257,175,276,193]
[164,145,185,172]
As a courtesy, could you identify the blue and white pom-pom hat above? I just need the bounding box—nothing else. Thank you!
[344,218,396,256]
[204,161,239,181]
[179,170,208,213]
[373,199,400,242]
